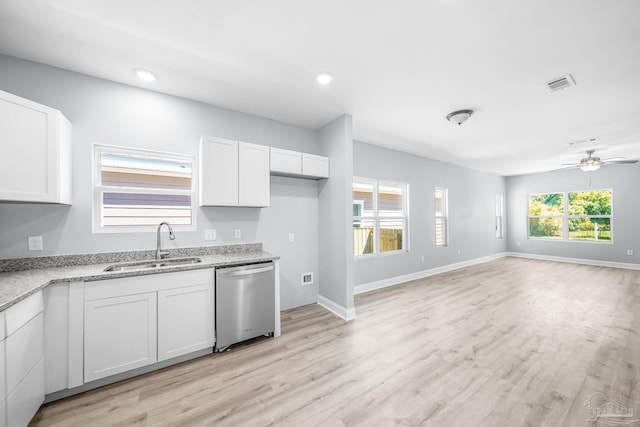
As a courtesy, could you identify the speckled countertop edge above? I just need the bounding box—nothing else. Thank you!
[0,248,278,312]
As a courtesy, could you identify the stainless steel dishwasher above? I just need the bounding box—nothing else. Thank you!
[215,262,275,351]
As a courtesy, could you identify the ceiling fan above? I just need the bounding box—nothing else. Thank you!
[561,150,638,172]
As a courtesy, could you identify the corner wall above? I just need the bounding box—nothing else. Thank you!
[353,141,507,287]
[317,115,355,319]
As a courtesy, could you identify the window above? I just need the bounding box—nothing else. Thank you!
[568,190,612,241]
[435,187,448,246]
[93,145,196,233]
[495,194,504,239]
[353,178,408,257]
[527,190,612,242]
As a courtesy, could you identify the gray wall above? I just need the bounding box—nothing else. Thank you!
[353,141,507,286]
[0,54,320,310]
[506,164,640,263]
[318,115,354,313]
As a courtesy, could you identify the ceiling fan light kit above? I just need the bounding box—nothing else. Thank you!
[446,109,473,125]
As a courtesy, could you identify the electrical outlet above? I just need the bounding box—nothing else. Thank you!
[288,233,295,243]
[301,272,314,286]
[421,255,425,262]
[28,235,43,251]
[516,242,521,247]
[627,249,634,256]
[234,229,241,239]
[204,229,216,241]
[457,249,462,255]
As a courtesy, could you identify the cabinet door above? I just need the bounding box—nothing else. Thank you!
[239,142,270,207]
[158,284,214,362]
[0,339,5,427]
[199,136,239,206]
[6,360,44,427]
[0,90,72,204]
[84,292,157,382]
[270,147,302,175]
[302,153,329,178]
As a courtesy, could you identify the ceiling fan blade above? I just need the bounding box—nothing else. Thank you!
[560,162,580,166]
[550,165,580,172]
[602,159,638,165]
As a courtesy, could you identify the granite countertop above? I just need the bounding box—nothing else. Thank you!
[0,244,278,312]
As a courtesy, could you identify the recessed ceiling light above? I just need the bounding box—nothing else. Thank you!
[134,68,157,82]
[316,73,332,84]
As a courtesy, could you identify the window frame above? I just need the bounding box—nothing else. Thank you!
[495,194,504,239]
[353,177,409,259]
[435,186,449,247]
[92,144,197,234]
[526,189,613,243]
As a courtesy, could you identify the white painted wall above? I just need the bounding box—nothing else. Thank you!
[0,54,320,310]
[318,115,354,317]
[353,141,508,286]
[506,164,640,263]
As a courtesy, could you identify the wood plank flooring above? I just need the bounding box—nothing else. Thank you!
[30,257,640,426]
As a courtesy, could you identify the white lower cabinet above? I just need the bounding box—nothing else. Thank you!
[84,292,157,382]
[158,284,214,361]
[4,292,44,427]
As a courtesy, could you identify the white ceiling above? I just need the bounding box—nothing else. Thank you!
[1,0,639,176]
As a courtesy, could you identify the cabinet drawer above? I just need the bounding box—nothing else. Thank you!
[6,292,43,336]
[6,313,43,395]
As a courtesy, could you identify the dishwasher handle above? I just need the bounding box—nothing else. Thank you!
[217,264,274,277]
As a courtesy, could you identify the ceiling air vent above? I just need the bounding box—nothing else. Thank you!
[545,74,576,92]
[568,137,599,146]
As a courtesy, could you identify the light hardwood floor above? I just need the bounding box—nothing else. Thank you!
[30,257,640,426]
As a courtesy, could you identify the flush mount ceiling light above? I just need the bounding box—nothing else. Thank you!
[134,68,157,82]
[316,73,333,84]
[446,109,473,125]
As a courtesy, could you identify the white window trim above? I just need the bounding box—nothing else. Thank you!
[526,189,613,243]
[92,144,197,234]
[435,186,449,247]
[353,177,409,258]
[495,194,504,239]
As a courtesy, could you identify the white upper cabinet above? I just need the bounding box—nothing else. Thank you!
[270,147,329,179]
[199,136,270,207]
[270,148,302,175]
[238,142,270,207]
[0,90,72,204]
[199,136,238,206]
[302,153,329,178]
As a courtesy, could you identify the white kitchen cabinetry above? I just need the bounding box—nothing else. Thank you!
[84,292,157,382]
[82,269,214,383]
[4,292,45,427]
[269,147,329,179]
[0,312,6,427]
[200,136,270,207]
[238,142,270,206]
[158,284,214,361]
[0,90,72,204]
[302,153,329,178]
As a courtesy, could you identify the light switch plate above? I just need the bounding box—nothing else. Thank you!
[288,233,295,243]
[234,229,241,239]
[204,229,216,240]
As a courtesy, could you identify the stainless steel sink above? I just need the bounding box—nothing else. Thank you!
[104,257,202,272]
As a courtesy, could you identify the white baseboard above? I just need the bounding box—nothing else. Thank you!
[354,252,508,295]
[317,294,356,321]
[506,251,640,270]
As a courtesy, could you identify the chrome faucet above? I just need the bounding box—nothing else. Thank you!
[156,222,175,260]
